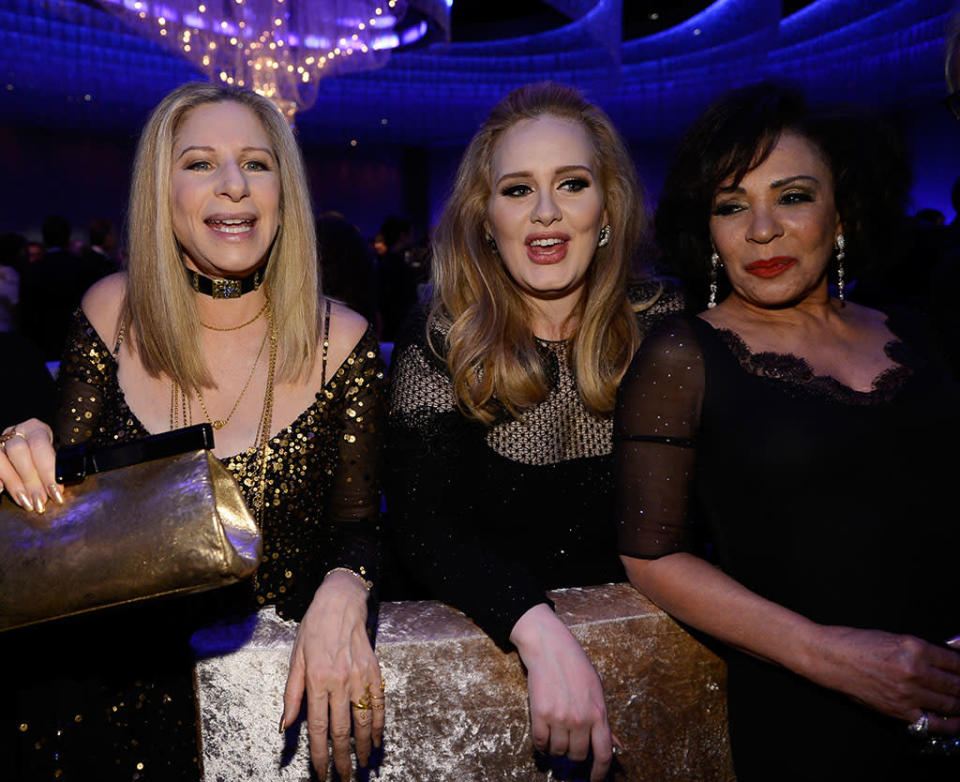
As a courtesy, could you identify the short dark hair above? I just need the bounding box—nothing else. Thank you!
[655,82,909,308]
[88,218,113,248]
[41,215,71,248]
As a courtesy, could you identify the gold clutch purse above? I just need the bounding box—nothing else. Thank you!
[0,424,261,631]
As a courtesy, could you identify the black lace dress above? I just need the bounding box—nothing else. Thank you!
[2,309,385,781]
[386,281,684,648]
[614,313,960,781]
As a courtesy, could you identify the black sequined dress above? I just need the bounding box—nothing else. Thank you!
[386,281,683,648]
[614,313,960,781]
[2,309,385,781]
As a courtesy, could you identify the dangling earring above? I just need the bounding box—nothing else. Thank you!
[597,224,611,248]
[484,232,499,256]
[708,250,721,309]
[834,233,846,306]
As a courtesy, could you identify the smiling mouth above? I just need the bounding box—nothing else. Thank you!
[206,217,256,235]
[526,234,569,264]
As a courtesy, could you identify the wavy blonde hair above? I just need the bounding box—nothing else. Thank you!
[430,82,650,424]
[124,82,319,389]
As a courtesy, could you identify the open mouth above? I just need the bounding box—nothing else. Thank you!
[526,234,569,264]
[205,217,256,235]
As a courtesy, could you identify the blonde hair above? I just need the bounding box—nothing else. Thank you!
[430,82,650,424]
[124,81,319,389]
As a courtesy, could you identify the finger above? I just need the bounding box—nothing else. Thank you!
[3,426,55,511]
[329,689,353,781]
[567,722,590,762]
[589,718,614,782]
[0,438,39,510]
[352,696,374,768]
[947,635,960,650]
[530,708,550,753]
[928,713,960,736]
[548,724,569,757]
[927,643,960,675]
[0,450,29,509]
[306,688,331,780]
[370,679,386,749]
[281,645,306,731]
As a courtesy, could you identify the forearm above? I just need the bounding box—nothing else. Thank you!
[622,552,825,680]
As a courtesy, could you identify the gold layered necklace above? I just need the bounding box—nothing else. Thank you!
[170,301,278,522]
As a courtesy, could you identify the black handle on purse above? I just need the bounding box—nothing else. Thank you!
[56,423,216,485]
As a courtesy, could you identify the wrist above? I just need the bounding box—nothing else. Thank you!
[324,566,372,592]
[509,603,563,658]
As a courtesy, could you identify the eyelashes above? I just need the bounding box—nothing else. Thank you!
[499,177,592,198]
[711,190,817,216]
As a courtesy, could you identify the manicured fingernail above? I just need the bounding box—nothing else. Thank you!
[947,635,960,649]
[16,492,33,512]
[33,494,46,514]
[278,713,285,734]
[48,484,64,505]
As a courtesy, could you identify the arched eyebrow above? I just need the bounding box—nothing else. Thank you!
[175,145,275,160]
[493,164,595,188]
[717,174,821,195]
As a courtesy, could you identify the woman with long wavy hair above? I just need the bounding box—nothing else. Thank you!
[387,82,682,780]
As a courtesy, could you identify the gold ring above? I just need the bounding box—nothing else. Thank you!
[351,696,372,710]
[0,430,27,450]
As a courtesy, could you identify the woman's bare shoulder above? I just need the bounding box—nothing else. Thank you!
[80,272,127,345]
[316,298,373,385]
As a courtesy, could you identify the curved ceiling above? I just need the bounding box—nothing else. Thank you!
[0,0,952,145]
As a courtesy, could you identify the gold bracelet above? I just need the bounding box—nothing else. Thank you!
[324,567,372,592]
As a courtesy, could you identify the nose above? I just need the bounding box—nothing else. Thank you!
[216,160,249,201]
[531,188,561,225]
[745,205,782,244]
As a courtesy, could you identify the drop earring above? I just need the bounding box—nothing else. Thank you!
[484,232,499,256]
[834,233,846,305]
[708,250,721,309]
[597,224,611,248]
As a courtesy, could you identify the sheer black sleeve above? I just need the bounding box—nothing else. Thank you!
[323,328,386,590]
[614,316,705,559]
[53,310,114,447]
[386,318,550,649]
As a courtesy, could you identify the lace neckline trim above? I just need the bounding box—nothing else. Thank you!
[700,317,917,405]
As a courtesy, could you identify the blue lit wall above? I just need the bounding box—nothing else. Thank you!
[1,0,958,237]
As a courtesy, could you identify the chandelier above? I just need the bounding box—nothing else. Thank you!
[97,0,451,122]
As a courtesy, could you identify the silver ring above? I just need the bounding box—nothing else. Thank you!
[907,712,930,736]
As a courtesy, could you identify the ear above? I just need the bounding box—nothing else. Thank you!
[601,208,609,229]
[482,219,492,238]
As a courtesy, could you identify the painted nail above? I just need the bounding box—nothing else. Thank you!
[16,492,33,512]
[48,484,64,505]
[33,494,46,514]
[947,635,960,649]
[278,713,285,734]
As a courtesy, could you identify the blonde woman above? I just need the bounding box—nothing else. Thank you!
[0,83,384,781]
[387,82,682,780]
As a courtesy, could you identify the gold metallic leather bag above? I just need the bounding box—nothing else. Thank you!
[0,424,261,631]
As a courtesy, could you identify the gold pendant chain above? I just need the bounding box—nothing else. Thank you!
[194,320,270,430]
[199,297,269,332]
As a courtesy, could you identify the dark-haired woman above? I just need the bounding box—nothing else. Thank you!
[616,83,960,781]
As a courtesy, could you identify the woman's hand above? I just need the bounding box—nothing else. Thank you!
[281,569,384,780]
[807,626,960,735]
[0,419,61,512]
[510,603,613,782]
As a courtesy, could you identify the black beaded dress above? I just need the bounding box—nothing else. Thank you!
[614,313,960,781]
[2,308,385,781]
[386,281,683,648]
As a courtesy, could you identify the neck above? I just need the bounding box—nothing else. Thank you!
[717,282,842,330]
[528,294,581,341]
[195,288,269,330]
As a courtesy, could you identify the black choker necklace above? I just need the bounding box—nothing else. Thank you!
[187,261,267,299]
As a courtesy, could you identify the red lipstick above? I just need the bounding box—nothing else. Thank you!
[744,256,796,278]
[525,232,569,265]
